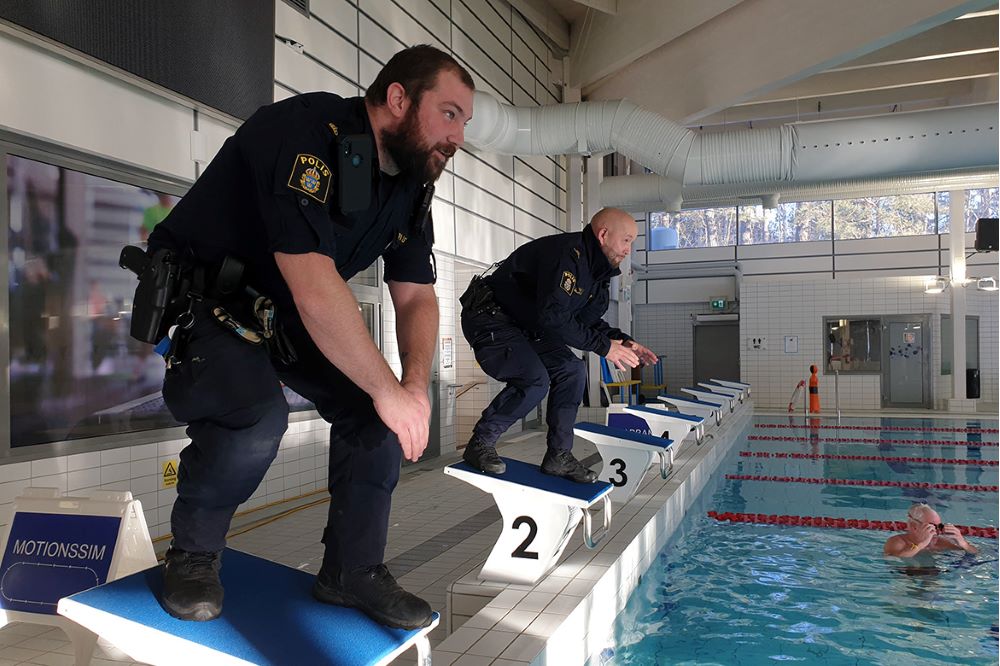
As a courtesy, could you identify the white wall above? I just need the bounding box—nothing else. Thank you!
[0,0,568,540]
[740,275,998,411]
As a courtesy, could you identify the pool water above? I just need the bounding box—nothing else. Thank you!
[601,416,999,665]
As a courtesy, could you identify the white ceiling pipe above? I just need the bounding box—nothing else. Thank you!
[601,167,999,212]
[466,91,998,198]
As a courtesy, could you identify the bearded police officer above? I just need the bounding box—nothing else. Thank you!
[141,46,473,629]
[460,208,659,482]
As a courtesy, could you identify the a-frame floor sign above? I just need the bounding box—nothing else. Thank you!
[58,549,439,666]
[0,487,157,666]
[443,458,612,585]
[574,422,675,505]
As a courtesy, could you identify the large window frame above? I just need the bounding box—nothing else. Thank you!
[822,316,883,375]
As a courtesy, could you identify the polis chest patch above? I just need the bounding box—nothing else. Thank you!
[288,154,332,203]
[561,271,577,295]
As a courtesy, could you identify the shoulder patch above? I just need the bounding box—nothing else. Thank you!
[561,271,577,295]
[288,154,332,203]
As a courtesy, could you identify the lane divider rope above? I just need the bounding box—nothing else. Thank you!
[706,511,998,538]
[753,423,997,434]
[748,434,997,447]
[725,473,997,492]
[739,451,998,466]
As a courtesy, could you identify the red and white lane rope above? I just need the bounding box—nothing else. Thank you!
[725,474,997,492]
[747,434,998,447]
[739,451,998,466]
[706,511,998,538]
[754,423,998,434]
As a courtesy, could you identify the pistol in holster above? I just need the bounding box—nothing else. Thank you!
[459,275,499,316]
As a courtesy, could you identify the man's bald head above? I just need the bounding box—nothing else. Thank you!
[590,208,637,267]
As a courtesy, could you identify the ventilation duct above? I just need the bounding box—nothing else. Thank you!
[466,92,998,207]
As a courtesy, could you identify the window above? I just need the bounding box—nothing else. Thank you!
[833,193,937,240]
[649,208,736,249]
[823,317,881,374]
[936,188,999,232]
[738,201,832,245]
[940,315,979,374]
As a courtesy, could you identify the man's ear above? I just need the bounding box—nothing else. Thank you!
[385,82,411,120]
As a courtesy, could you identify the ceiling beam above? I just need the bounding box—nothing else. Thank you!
[691,79,984,129]
[567,0,618,15]
[567,0,740,89]
[830,15,997,70]
[584,0,996,123]
[749,52,997,104]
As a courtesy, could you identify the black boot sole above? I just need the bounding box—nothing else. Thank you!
[312,583,433,630]
[540,468,597,484]
[162,597,222,622]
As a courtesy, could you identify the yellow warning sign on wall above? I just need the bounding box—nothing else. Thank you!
[162,460,178,489]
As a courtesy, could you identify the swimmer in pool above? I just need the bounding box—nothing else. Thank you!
[883,502,978,557]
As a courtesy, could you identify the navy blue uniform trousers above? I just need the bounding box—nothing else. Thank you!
[461,308,587,452]
[162,303,401,572]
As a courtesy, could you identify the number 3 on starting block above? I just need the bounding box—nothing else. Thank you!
[444,458,612,585]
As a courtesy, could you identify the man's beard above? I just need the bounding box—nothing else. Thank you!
[381,106,455,183]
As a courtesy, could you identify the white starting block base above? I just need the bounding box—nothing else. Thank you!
[57,549,439,666]
[656,394,723,425]
[681,387,735,413]
[699,382,745,403]
[444,458,612,585]
[574,422,674,505]
[711,378,751,398]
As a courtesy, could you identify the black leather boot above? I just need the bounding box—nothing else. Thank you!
[161,547,224,621]
[541,449,597,483]
[312,564,433,630]
[462,439,506,474]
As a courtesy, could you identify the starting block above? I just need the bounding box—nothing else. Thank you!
[657,394,723,426]
[574,422,674,504]
[606,404,705,446]
[711,378,751,398]
[681,387,735,413]
[444,458,612,585]
[698,382,744,403]
[57,548,438,666]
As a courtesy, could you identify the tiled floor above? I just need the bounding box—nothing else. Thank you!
[0,429,589,666]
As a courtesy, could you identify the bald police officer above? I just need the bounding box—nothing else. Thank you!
[460,208,659,482]
[144,46,474,629]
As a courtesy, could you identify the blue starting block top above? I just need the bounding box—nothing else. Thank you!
[659,393,720,407]
[625,405,704,423]
[448,457,612,505]
[59,548,437,666]
[575,421,673,450]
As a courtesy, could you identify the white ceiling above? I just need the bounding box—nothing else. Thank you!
[521,0,998,132]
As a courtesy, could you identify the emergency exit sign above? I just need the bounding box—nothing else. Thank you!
[710,298,726,310]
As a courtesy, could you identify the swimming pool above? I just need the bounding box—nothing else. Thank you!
[599,416,999,665]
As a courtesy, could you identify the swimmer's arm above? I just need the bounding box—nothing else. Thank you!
[883,536,922,557]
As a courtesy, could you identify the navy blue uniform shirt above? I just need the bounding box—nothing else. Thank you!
[148,93,435,323]
[484,225,631,355]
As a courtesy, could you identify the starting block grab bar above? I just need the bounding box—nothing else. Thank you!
[444,458,612,585]
[575,422,675,505]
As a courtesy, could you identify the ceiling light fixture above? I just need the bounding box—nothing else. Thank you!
[924,276,948,294]
[976,276,998,292]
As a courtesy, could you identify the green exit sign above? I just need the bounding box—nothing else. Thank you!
[710,298,727,310]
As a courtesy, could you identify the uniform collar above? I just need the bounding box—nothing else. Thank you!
[583,223,620,279]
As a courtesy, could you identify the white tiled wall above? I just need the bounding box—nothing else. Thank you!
[633,303,703,395]
[0,0,568,540]
[739,275,999,410]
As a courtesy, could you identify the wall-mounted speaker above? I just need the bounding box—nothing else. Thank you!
[974,218,998,252]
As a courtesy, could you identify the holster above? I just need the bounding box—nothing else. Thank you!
[459,275,499,316]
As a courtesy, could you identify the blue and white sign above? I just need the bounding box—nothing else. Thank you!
[0,512,121,614]
[607,413,651,436]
